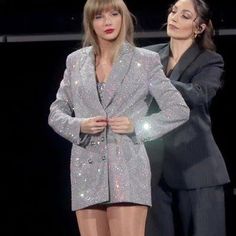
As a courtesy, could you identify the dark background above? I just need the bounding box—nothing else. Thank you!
[2,1,235,236]
[0,0,236,34]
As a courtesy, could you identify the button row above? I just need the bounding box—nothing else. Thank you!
[88,156,106,164]
[90,137,105,146]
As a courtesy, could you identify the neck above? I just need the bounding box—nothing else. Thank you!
[169,38,194,62]
[98,40,116,62]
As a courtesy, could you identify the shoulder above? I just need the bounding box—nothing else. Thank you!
[66,46,92,67]
[200,49,223,62]
[197,49,224,68]
[134,46,161,60]
[143,43,168,53]
[132,46,164,71]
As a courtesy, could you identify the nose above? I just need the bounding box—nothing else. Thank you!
[170,13,178,22]
[104,15,112,25]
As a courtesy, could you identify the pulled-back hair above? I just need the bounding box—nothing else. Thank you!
[169,0,216,51]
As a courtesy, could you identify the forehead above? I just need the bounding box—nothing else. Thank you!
[94,3,120,14]
[173,0,195,13]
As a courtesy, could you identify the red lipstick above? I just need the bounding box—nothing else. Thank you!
[105,28,115,34]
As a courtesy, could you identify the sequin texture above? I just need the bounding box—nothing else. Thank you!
[48,43,190,210]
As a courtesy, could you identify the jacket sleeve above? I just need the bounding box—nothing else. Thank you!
[48,54,87,145]
[171,53,224,108]
[134,53,190,142]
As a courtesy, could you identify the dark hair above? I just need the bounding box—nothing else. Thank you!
[169,0,216,51]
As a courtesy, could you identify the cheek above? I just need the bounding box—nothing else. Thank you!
[92,22,97,33]
[181,24,194,35]
[167,25,194,39]
[93,21,102,33]
[115,17,122,29]
[167,15,171,24]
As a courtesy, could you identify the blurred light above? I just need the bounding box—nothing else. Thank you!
[143,122,151,130]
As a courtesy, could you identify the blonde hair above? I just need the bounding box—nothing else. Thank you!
[83,0,135,61]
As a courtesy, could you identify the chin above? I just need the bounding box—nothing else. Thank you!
[109,35,118,40]
[166,30,174,38]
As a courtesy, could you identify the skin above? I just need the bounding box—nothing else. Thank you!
[93,8,122,45]
[167,0,199,41]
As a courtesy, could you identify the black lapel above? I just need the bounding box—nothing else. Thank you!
[169,42,202,81]
[158,44,170,73]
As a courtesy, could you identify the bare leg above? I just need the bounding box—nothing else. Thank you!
[76,205,111,236]
[107,204,148,236]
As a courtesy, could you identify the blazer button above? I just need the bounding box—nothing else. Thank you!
[90,141,96,146]
[88,158,93,164]
[102,156,106,161]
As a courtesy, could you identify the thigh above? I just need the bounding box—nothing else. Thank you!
[178,186,226,236]
[76,205,110,236]
[145,179,175,236]
[107,203,148,236]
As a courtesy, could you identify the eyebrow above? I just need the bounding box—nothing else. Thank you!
[172,6,194,15]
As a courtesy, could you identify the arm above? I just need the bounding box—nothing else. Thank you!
[48,55,87,145]
[172,53,224,108]
[134,53,190,142]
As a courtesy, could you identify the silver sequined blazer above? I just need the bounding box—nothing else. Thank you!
[48,43,190,210]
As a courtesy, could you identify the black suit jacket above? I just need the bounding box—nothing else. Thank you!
[146,42,230,189]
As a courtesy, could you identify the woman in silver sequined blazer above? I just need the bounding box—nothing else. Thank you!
[48,0,189,235]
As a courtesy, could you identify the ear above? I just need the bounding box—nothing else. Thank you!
[198,23,206,33]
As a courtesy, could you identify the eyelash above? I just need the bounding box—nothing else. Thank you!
[112,12,119,16]
[95,15,102,19]
[94,11,120,19]
[170,10,190,19]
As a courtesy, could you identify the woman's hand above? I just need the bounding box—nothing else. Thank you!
[108,116,134,134]
[80,116,107,134]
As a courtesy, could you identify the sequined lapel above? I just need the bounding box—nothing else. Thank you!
[79,48,105,113]
[101,43,135,109]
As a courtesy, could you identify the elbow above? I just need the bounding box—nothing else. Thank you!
[48,112,55,129]
[173,103,190,124]
[182,105,190,122]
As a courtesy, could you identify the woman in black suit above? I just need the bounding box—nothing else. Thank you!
[145,0,230,236]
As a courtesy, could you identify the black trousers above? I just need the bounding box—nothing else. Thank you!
[145,178,226,236]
